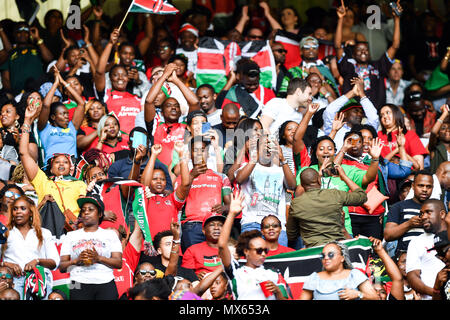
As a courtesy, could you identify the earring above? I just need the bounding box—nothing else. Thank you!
[14,120,19,128]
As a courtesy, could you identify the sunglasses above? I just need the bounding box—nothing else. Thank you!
[302,44,319,49]
[0,273,13,279]
[248,35,263,40]
[273,49,287,54]
[139,269,156,277]
[159,45,170,51]
[17,26,30,32]
[262,223,281,230]
[250,247,269,255]
[4,191,21,199]
[320,251,337,260]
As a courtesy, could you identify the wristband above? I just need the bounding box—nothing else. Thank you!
[280,160,288,166]
[22,124,32,134]
[324,92,331,98]
[64,82,71,88]
[36,259,40,265]
[371,158,379,162]
[85,43,92,48]
[437,119,444,123]
[37,39,44,45]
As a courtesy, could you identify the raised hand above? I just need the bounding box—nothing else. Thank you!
[336,5,347,19]
[170,219,180,240]
[93,6,103,19]
[332,112,346,132]
[109,28,120,45]
[229,190,245,216]
[307,103,320,114]
[368,137,383,159]
[135,144,147,162]
[151,144,163,157]
[173,140,185,157]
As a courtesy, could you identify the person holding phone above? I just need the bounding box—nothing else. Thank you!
[95,113,129,155]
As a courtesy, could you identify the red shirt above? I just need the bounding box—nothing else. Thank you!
[377,130,428,158]
[100,135,130,155]
[153,122,187,168]
[146,192,185,240]
[175,169,232,223]
[114,243,140,298]
[0,214,7,226]
[104,89,141,135]
[79,126,99,151]
[267,245,295,257]
[181,241,221,275]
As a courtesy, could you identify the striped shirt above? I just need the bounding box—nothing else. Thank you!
[386,199,425,251]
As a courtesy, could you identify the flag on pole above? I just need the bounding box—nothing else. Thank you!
[239,237,374,300]
[128,0,179,15]
[196,37,277,93]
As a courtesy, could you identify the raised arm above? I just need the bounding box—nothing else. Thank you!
[386,1,402,60]
[143,63,177,123]
[38,67,59,131]
[292,103,320,155]
[120,144,147,199]
[140,144,161,188]
[165,221,181,277]
[334,5,346,60]
[235,5,250,34]
[429,104,449,152]
[370,237,404,300]
[58,71,86,130]
[19,103,40,181]
[138,15,154,58]
[218,190,245,269]
[259,2,282,31]
[234,137,258,184]
[167,69,200,113]
[82,25,99,68]
[94,28,119,93]
[30,27,53,63]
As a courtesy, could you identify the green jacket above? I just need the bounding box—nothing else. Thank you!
[286,187,367,248]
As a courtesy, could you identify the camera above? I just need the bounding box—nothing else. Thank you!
[322,163,338,177]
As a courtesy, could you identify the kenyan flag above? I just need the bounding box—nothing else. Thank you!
[274,29,302,70]
[240,237,376,300]
[196,37,276,93]
[128,0,179,15]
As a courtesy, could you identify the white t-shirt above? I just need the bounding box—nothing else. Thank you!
[236,163,287,228]
[60,228,122,284]
[207,109,222,127]
[224,259,280,300]
[405,232,446,300]
[261,98,303,137]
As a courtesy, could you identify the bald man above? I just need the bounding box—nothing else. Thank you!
[286,166,367,248]
[213,103,240,150]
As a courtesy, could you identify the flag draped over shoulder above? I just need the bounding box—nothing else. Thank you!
[196,37,276,93]
[128,0,179,15]
[241,237,374,300]
[274,29,302,70]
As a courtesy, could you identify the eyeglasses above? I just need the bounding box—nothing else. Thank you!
[273,49,287,54]
[17,26,29,32]
[4,191,21,199]
[320,251,337,260]
[262,223,281,230]
[250,247,269,255]
[0,273,13,279]
[139,269,156,277]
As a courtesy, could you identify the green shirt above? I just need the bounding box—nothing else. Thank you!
[287,187,367,248]
[296,164,367,235]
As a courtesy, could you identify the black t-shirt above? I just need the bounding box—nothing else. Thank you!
[410,35,446,73]
[138,254,199,283]
[386,199,424,252]
[338,52,393,110]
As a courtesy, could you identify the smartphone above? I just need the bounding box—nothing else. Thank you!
[389,2,402,17]
[132,131,147,149]
[201,122,211,135]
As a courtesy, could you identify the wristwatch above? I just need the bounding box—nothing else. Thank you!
[358,291,364,300]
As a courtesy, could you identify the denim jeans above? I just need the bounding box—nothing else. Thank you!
[181,222,206,253]
[241,222,288,247]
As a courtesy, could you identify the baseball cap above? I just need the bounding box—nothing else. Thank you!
[427,230,450,256]
[77,193,105,215]
[300,36,319,48]
[202,212,226,228]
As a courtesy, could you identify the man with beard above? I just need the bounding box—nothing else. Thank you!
[384,171,434,253]
[278,36,339,98]
[334,3,402,109]
[181,212,226,278]
[406,199,447,300]
[216,58,276,119]
[323,77,378,151]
